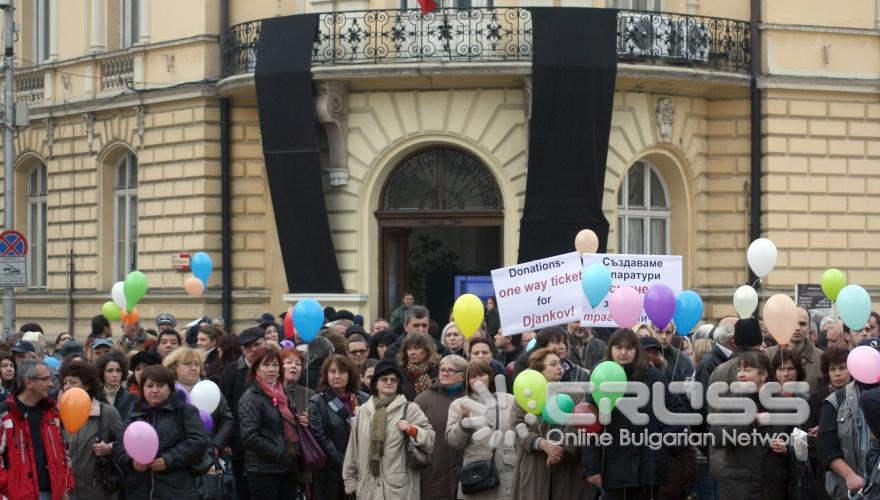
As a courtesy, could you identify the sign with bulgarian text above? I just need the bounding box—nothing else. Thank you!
[580,254,683,328]
[491,252,584,336]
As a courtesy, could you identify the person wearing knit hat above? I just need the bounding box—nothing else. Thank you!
[734,317,764,348]
[368,360,403,395]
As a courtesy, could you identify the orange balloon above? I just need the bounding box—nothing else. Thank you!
[184,276,205,296]
[575,229,599,254]
[763,294,797,346]
[120,308,140,326]
[59,388,91,433]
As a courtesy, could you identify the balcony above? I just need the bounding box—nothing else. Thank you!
[222,8,750,77]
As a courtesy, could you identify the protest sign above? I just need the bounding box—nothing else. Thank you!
[492,252,584,336]
[581,254,683,327]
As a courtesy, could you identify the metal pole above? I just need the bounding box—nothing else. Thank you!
[3,0,16,338]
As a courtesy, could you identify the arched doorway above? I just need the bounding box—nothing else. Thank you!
[377,147,504,319]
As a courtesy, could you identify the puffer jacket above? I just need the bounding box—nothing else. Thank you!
[112,390,210,500]
[308,389,370,500]
[0,394,74,500]
[237,382,297,475]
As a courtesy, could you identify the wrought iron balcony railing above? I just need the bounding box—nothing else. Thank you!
[223,8,750,77]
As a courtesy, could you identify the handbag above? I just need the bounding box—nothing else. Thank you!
[198,457,235,500]
[294,407,327,472]
[402,401,432,469]
[458,396,500,494]
[93,403,125,492]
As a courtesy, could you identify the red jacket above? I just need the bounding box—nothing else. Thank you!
[0,394,74,500]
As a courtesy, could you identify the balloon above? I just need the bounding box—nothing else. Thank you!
[820,268,846,303]
[644,283,676,329]
[59,388,90,433]
[283,307,294,339]
[191,252,213,287]
[733,285,758,319]
[574,229,600,254]
[837,285,872,332]
[123,421,160,464]
[123,271,148,313]
[747,238,778,278]
[453,294,485,339]
[609,286,643,329]
[119,308,140,326]
[582,262,612,309]
[542,393,575,425]
[175,383,191,404]
[111,281,127,310]
[847,346,880,384]
[526,338,536,351]
[102,301,122,321]
[573,402,602,434]
[293,299,324,343]
[184,277,205,296]
[280,340,294,349]
[763,294,798,346]
[43,357,59,370]
[191,380,222,413]
[673,290,704,335]
[513,369,548,415]
[199,409,215,434]
[590,361,626,410]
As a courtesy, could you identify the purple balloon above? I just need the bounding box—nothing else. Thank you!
[644,283,676,330]
[280,340,295,350]
[123,421,159,464]
[199,409,214,434]
[175,383,191,403]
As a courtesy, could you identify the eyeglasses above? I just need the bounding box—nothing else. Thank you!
[28,376,52,383]
[349,349,368,355]
[439,368,462,374]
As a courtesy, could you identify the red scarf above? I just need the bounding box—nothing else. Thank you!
[257,377,299,448]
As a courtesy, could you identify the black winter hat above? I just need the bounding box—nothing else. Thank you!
[734,317,763,348]
[369,360,404,395]
[238,327,265,346]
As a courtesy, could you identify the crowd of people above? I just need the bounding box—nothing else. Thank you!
[0,292,878,500]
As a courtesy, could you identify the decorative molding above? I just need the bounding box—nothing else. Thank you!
[42,118,54,158]
[315,81,349,187]
[82,112,95,154]
[655,97,674,143]
[133,105,145,149]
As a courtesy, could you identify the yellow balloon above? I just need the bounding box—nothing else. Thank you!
[453,293,485,339]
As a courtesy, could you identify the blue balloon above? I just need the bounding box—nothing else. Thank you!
[582,262,612,308]
[672,290,703,335]
[837,284,871,331]
[293,299,324,343]
[44,357,60,370]
[526,338,536,351]
[191,252,213,286]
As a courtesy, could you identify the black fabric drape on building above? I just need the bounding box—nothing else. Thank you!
[517,8,618,263]
[254,15,344,293]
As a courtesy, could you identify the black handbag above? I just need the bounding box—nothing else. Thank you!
[198,457,235,500]
[458,397,500,494]
[402,401,432,469]
[93,404,125,492]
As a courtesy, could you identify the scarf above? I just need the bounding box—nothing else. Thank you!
[257,377,300,454]
[369,396,396,477]
[407,359,436,396]
[104,385,120,406]
[443,383,464,397]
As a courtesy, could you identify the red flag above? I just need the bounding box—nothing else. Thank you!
[417,0,437,14]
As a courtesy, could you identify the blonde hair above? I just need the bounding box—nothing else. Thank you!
[633,323,655,338]
[692,338,713,366]
[162,347,206,378]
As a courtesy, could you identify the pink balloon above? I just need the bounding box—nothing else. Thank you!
[847,346,880,384]
[123,421,159,464]
[610,286,644,329]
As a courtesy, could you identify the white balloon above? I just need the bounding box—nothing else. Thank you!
[190,380,221,413]
[733,285,759,319]
[747,238,778,278]
[111,281,127,309]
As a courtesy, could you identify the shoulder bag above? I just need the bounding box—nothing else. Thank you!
[402,401,432,469]
[93,403,125,492]
[458,397,500,494]
[294,403,327,472]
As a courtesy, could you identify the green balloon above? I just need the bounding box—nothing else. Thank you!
[820,268,846,302]
[513,369,547,415]
[542,393,576,425]
[102,301,121,321]
[590,361,627,410]
[123,271,148,312]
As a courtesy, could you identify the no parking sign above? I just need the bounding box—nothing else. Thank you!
[0,230,28,288]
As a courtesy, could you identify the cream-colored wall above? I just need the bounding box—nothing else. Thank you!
[763,0,875,29]
[765,31,880,79]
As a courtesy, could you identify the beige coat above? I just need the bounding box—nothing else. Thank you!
[343,394,435,499]
[446,392,518,500]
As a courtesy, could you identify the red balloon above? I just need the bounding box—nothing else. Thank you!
[573,402,602,434]
[283,307,295,340]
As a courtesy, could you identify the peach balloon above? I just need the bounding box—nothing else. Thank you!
[763,294,797,346]
[120,308,140,326]
[575,229,599,254]
[184,276,205,296]
[59,388,90,433]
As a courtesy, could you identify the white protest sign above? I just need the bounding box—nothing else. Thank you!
[581,254,683,327]
[491,252,584,336]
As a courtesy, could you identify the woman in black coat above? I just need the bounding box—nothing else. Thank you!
[113,365,210,500]
[96,350,137,422]
[238,348,309,500]
[308,354,370,500]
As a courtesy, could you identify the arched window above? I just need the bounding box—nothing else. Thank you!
[27,162,47,286]
[381,147,502,211]
[617,160,670,254]
[114,152,138,281]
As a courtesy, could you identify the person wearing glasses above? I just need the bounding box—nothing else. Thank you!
[0,359,74,500]
[51,333,73,361]
[414,355,467,500]
[765,307,825,396]
[347,334,370,372]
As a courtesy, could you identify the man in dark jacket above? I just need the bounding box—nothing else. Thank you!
[219,326,265,500]
[383,306,448,362]
[565,322,606,373]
